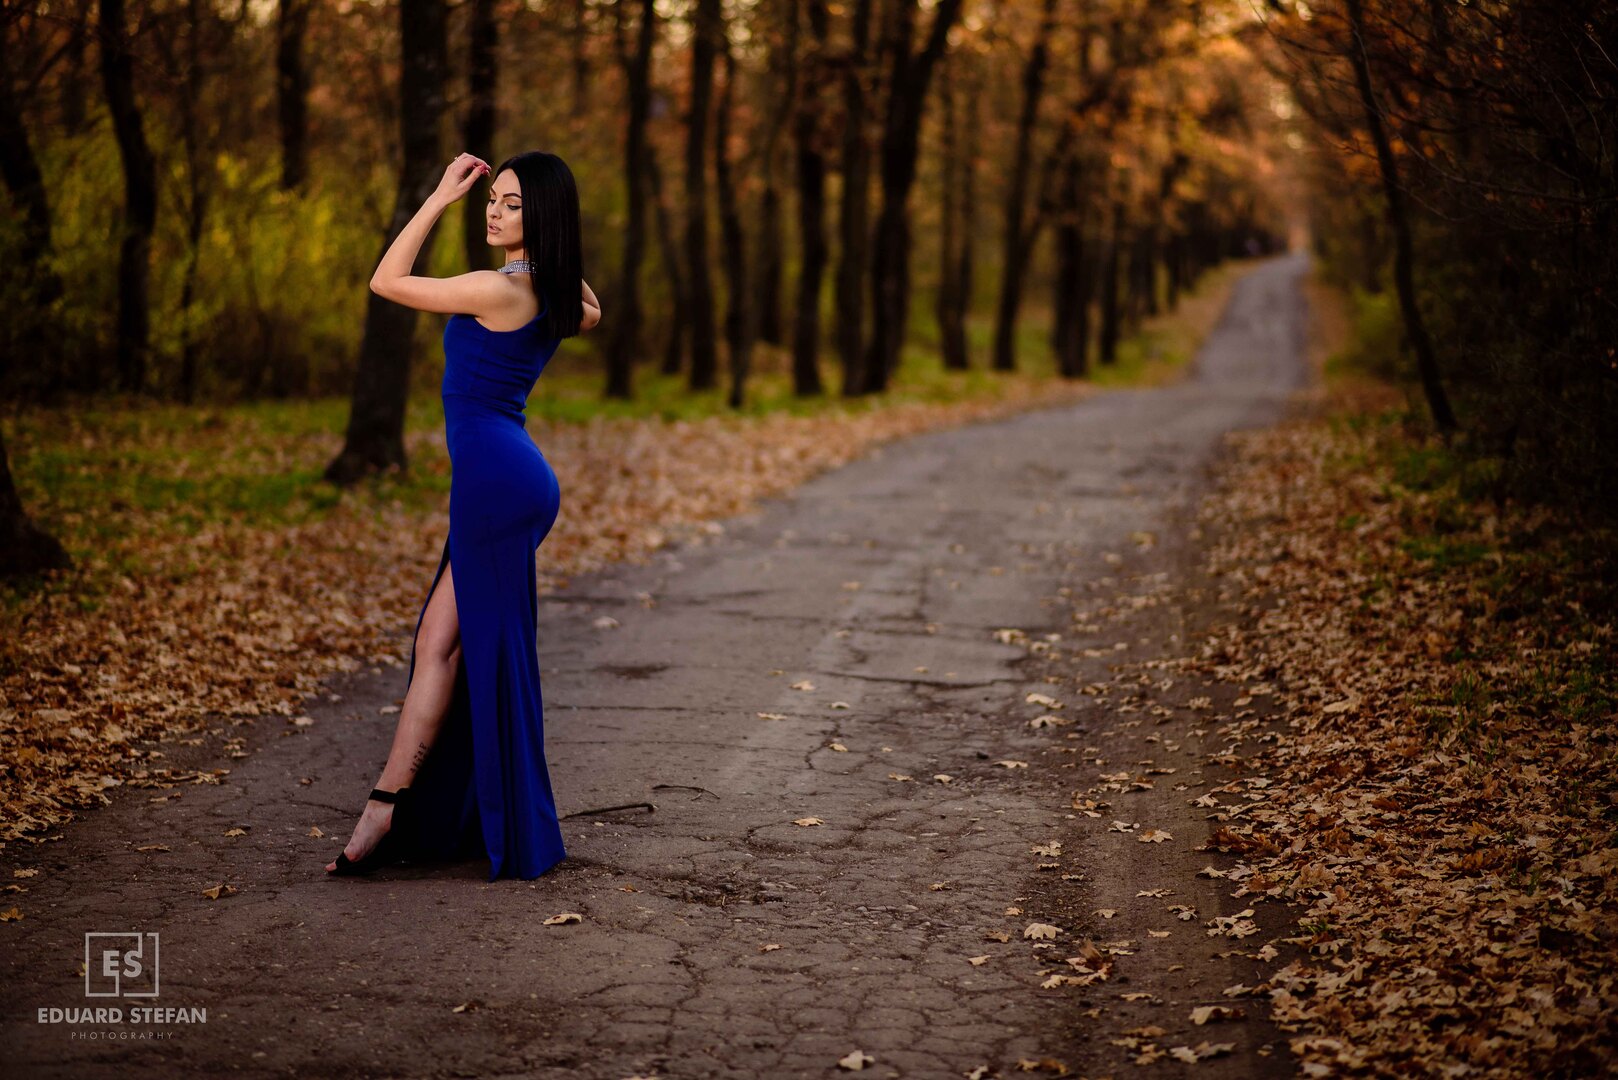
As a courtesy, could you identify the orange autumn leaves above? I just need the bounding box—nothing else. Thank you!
[1177,398,1618,1077]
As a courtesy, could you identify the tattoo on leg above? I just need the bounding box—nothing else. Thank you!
[409,741,431,775]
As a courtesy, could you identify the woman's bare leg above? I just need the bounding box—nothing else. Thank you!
[326,561,461,870]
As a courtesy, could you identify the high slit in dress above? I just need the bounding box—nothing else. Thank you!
[389,278,566,881]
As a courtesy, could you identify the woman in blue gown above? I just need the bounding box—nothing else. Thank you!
[325,150,599,881]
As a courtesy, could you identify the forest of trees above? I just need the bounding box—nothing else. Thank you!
[1267,0,1617,504]
[8,0,1610,576]
[0,2,1285,458]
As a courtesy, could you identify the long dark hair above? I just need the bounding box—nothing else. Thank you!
[495,150,583,339]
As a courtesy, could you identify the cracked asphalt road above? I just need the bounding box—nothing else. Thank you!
[2,250,1311,1079]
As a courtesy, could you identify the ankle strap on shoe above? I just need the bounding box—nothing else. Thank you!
[368,787,403,803]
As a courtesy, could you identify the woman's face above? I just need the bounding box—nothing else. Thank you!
[485,170,524,255]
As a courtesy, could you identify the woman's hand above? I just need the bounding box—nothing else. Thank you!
[580,278,601,333]
[431,153,491,206]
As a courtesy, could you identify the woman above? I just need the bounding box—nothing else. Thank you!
[326,150,600,880]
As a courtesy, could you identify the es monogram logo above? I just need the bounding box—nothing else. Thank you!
[83,932,159,998]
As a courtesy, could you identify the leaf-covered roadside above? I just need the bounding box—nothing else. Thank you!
[1180,386,1617,1077]
[0,380,1096,851]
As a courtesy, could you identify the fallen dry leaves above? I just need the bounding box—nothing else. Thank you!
[1177,394,1617,1077]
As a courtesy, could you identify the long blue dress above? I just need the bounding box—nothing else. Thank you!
[391,277,566,881]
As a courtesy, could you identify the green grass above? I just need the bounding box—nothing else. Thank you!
[1341,404,1617,753]
[1322,286,1403,383]
[1399,534,1491,569]
[6,396,455,583]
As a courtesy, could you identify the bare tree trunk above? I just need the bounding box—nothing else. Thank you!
[0,24,63,314]
[572,0,590,115]
[860,0,964,394]
[60,0,94,132]
[754,190,785,344]
[1051,149,1094,378]
[1146,151,1184,318]
[1097,199,1123,366]
[1164,231,1183,311]
[790,0,830,397]
[99,0,157,395]
[461,0,498,273]
[990,0,1057,374]
[325,0,449,485]
[177,0,214,403]
[684,0,721,391]
[754,0,800,348]
[935,54,968,371]
[1343,0,1457,433]
[716,41,752,409]
[954,53,983,367]
[1052,153,1076,368]
[647,146,688,377]
[854,0,901,396]
[276,0,311,192]
[1124,230,1152,332]
[0,426,70,578]
[834,0,876,396]
[606,0,656,400]
[1144,232,1160,316]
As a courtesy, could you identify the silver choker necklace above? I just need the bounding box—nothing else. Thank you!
[500,260,536,274]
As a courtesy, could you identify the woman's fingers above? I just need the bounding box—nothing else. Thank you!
[446,153,489,190]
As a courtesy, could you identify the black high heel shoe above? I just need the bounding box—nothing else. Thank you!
[327,787,412,876]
